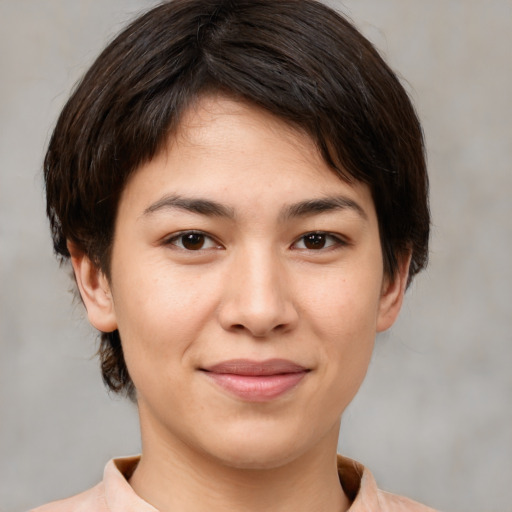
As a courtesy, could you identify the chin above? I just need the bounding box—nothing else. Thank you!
[205,423,314,471]
[214,446,299,471]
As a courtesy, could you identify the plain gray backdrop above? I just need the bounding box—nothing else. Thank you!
[1,1,511,511]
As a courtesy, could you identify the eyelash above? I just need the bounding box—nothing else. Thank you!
[165,230,222,251]
[164,230,347,252]
[291,232,347,251]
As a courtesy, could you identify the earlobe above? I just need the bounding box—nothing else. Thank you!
[376,252,412,333]
[67,242,118,333]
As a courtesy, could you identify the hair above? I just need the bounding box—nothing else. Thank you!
[45,0,429,399]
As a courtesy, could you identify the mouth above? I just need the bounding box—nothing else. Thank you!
[200,359,310,402]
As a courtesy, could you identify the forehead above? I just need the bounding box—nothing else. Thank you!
[176,95,308,144]
[172,95,324,175]
[119,95,375,221]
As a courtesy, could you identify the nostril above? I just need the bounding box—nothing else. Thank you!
[218,294,299,337]
[230,322,288,336]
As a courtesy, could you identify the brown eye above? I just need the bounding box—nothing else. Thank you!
[167,231,220,251]
[292,232,344,251]
[181,233,206,250]
[302,233,327,249]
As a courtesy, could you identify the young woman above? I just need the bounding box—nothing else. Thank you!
[34,1,434,510]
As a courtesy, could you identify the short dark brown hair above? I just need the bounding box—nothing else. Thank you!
[45,0,429,398]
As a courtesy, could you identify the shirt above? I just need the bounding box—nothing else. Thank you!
[30,455,439,511]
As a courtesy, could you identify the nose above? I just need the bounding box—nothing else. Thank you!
[218,248,299,338]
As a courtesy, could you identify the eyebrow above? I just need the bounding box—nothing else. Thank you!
[142,195,235,218]
[280,196,367,221]
[142,194,367,221]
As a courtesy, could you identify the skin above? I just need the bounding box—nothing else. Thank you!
[70,96,410,512]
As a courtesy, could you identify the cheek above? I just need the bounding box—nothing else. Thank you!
[302,263,383,340]
[110,260,223,374]
[300,263,382,397]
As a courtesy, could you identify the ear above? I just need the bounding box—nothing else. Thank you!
[67,241,118,333]
[376,252,412,333]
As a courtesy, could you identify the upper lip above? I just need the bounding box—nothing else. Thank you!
[201,359,309,376]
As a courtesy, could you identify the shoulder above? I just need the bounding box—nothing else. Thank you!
[29,482,107,512]
[376,489,440,512]
[28,456,144,512]
[337,455,440,512]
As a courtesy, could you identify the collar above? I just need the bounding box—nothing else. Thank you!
[101,454,385,511]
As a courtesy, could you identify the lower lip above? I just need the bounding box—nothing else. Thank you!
[204,372,307,402]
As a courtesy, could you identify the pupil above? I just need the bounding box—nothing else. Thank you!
[182,233,205,250]
[304,233,326,249]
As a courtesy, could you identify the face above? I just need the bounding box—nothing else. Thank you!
[75,96,407,469]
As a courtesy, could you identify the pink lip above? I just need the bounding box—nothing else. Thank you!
[201,359,309,402]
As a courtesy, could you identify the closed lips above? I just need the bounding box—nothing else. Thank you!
[202,359,309,375]
[201,359,310,401]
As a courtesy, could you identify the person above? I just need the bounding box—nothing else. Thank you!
[33,0,435,510]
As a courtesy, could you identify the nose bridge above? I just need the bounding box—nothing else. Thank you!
[219,241,297,337]
[242,243,282,308]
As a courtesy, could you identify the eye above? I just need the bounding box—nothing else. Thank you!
[166,231,221,251]
[292,232,345,250]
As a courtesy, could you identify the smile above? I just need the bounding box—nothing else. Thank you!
[201,359,310,402]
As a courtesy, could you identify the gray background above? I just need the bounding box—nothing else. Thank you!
[1,1,511,511]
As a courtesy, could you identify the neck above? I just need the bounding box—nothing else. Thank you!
[129,416,349,512]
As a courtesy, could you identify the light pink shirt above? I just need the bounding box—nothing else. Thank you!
[31,455,439,511]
